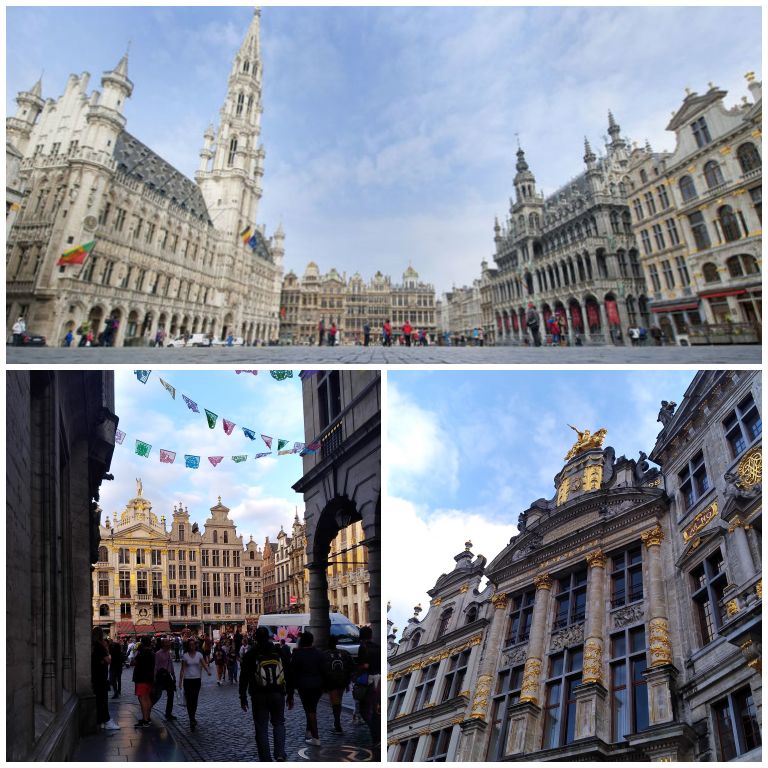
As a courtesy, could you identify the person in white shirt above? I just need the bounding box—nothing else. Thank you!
[178,638,211,731]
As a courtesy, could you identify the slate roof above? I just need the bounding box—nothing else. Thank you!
[113,131,211,223]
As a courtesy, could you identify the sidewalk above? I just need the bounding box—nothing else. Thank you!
[71,692,186,762]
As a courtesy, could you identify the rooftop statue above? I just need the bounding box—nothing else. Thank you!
[564,425,608,461]
[135,477,143,497]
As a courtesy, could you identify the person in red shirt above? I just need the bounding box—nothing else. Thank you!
[402,321,412,347]
[382,320,392,347]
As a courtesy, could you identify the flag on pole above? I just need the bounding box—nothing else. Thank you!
[240,226,253,244]
[160,449,176,464]
[115,429,126,445]
[242,428,256,441]
[208,456,224,467]
[184,455,200,469]
[182,394,200,413]
[261,434,273,449]
[135,440,152,457]
[232,455,248,463]
[223,419,236,435]
[57,240,95,266]
[134,370,151,383]
[159,378,176,399]
[247,232,259,250]
[205,409,218,429]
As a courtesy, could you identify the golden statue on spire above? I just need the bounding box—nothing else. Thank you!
[564,425,608,461]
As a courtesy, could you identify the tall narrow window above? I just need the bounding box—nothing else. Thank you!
[666,218,680,246]
[736,142,761,174]
[723,394,761,458]
[388,674,412,720]
[228,137,238,166]
[687,211,711,250]
[691,117,712,148]
[425,728,453,761]
[675,256,691,286]
[412,663,439,711]
[486,667,524,760]
[609,626,649,741]
[703,160,725,189]
[718,205,742,242]
[441,650,471,702]
[542,647,583,748]
[611,547,643,608]
[713,687,762,760]
[505,590,535,646]
[690,549,727,645]
[678,450,710,510]
[553,571,587,629]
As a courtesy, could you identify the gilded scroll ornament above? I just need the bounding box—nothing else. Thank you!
[469,674,493,720]
[388,634,483,680]
[641,525,665,548]
[431,596,443,607]
[459,584,469,593]
[491,592,509,609]
[585,549,607,569]
[725,599,740,617]
[648,617,673,667]
[737,446,762,489]
[757,580,762,599]
[533,573,553,591]
[519,657,542,704]
[556,477,570,506]
[682,502,717,542]
[564,425,608,461]
[582,637,603,684]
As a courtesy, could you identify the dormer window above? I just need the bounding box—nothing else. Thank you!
[691,117,712,148]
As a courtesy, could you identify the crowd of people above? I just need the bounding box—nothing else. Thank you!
[317,318,432,347]
[91,625,380,761]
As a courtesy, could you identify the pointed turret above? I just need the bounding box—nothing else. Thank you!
[513,146,536,204]
[30,77,43,98]
[7,77,46,155]
[607,110,625,148]
[583,136,596,165]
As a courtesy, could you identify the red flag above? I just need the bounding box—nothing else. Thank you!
[223,419,235,436]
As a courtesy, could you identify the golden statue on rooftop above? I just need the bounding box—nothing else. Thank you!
[565,425,608,461]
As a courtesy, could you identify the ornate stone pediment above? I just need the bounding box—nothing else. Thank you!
[549,622,584,652]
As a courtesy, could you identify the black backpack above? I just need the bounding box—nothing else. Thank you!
[324,650,347,688]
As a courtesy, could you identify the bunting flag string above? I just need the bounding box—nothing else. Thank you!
[135,440,152,457]
[160,449,176,464]
[270,370,293,381]
[277,449,294,455]
[115,429,126,445]
[182,394,200,413]
[208,456,224,467]
[254,451,272,459]
[223,419,236,435]
[205,409,218,429]
[261,434,273,449]
[277,438,289,451]
[243,428,257,441]
[184,455,201,469]
[235,370,259,375]
[134,370,151,384]
[232,455,248,463]
[159,379,176,399]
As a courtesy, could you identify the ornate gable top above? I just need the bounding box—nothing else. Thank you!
[666,87,727,131]
[564,425,607,461]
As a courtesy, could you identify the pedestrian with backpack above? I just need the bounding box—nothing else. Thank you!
[288,631,326,746]
[323,636,353,733]
[240,626,291,762]
[355,626,381,747]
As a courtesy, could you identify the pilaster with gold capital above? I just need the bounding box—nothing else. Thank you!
[642,525,672,667]
[519,573,553,704]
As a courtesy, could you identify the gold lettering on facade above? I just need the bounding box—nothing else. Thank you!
[519,657,542,704]
[469,674,493,720]
[388,634,483,680]
[648,617,673,667]
[582,637,603,684]
[556,477,570,506]
[564,426,608,461]
[641,525,665,548]
[682,502,717,542]
[491,592,508,609]
[583,464,603,491]
[737,447,762,489]
[585,549,607,569]
[533,573,553,591]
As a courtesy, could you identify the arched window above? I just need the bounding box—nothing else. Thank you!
[726,256,744,278]
[249,550,255,560]
[727,254,760,278]
[236,93,245,117]
[465,605,478,624]
[703,161,725,189]
[737,142,761,173]
[437,608,453,636]
[610,211,620,234]
[227,137,238,166]
[223,531,229,544]
[98,546,108,562]
[242,59,250,73]
[213,530,218,544]
[702,262,720,283]
[679,175,697,202]
[99,604,110,616]
[410,632,423,649]
[718,205,742,242]
[622,211,633,235]
[639,169,648,184]
[529,213,539,230]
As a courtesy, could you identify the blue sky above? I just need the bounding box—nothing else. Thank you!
[99,369,307,547]
[6,6,761,293]
[386,369,696,635]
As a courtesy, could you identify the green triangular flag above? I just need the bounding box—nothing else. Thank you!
[205,409,218,429]
[277,438,289,451]
[232,455,248,463]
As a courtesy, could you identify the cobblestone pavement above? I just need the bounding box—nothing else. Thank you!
[6,343,761,365]
[163,664,378,762]
[73,664,378,762]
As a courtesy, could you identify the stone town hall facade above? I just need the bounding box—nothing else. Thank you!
[6,10,284,346]
[388,370,761,762]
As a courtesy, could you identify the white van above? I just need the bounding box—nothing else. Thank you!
[257,612,361,656]
[166,333,211,348]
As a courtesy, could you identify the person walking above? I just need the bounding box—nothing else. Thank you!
[289,631,326,746]
[317,319,325,346]
[355,626,381,747]
[132,636,155,728]
[178,638,211,731]
[92,628,121,731]
[240,626,291,762]
[363,321,371,346]
[323,636,353,733]
[12,316,26,346]
[383,319,392,347]
[227,645,239,685]
[526,303,542,347]
[214,642,227,685]
[153,637,177,721]
[109,637,124,698]
[402,320,412,346]
[329,322,338,347]
[64,329,74,347]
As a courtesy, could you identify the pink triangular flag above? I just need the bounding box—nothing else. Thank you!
[223,419,235,436]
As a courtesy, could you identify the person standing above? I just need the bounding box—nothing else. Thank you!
[227,645,239,685]
[317,319,325,346]
[132,636,155,727]
[383,319,392,347]
[323,636,353,733]
[92,628,121,731]
[356,626,381,747]
[153,637,177,721]
[289,631,326,746]
[402,320,412,346]
[240,626,291,762]
[363,321,371,346]
[178,638,211,732]
[12,316,26,346]
[526,303,541,347]
[214,642,227,685]
[64,329,74,347]
[329,322,337,347]
[109,637,124,698]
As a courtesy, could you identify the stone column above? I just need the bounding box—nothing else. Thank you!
[641,525,676,726]
[598,302,609,343]
[366,535,381,648]
[575,550,609,741]
[306,560,331,650]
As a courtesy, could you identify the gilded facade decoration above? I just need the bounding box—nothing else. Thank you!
[519,657,543,704]
[641,525,665,547]
[648,617,673,667]
[533,573,553,591]
[564,426,608,461]
[388,634,483,681]
[459,584,469,593]
[556,477,570,506]
[491,592,509,609]
[757,579,762,599]
[725,599,740,617]
[585,549,607,569]
[681,502,718,542]
[469,674,493,720]
[736,446,762,489]
[581,637,603,684]
[583,464,603,491]
[538,539,600,570]
[431,596,443,607]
